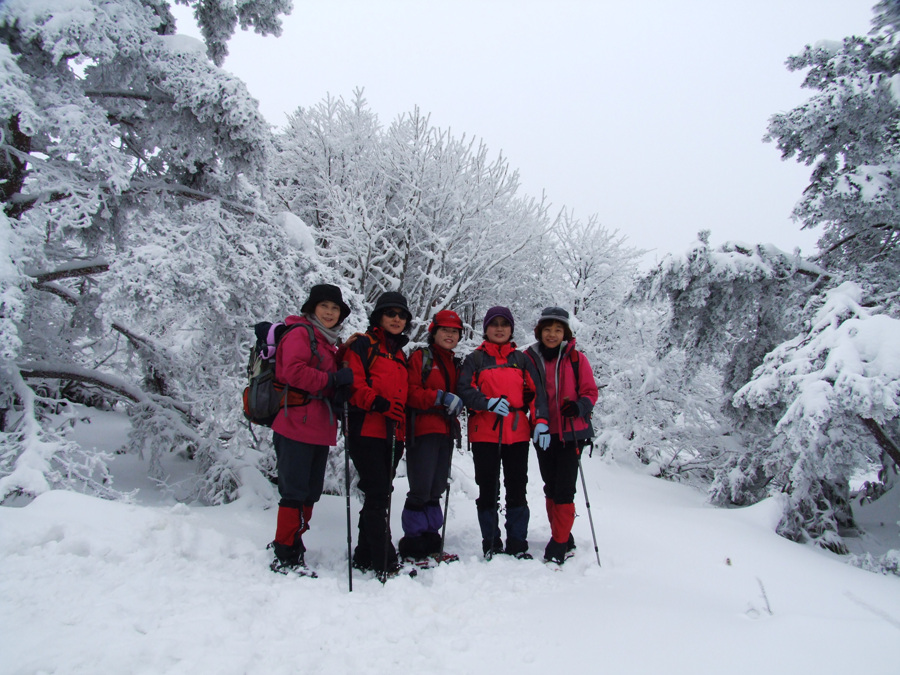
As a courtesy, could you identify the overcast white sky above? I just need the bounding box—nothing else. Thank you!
[175,0,877,264]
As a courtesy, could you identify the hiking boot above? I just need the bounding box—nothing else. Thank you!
[376,561,416,583]
[566,533,576,552]
[482,538,504,558]
[398,534,431,560]
[268,540,304,567]
[544,539,568,565]
[504,538,529,557]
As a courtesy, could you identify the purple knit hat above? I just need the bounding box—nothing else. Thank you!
[482,306,514,333]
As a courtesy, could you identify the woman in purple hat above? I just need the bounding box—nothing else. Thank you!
[457,306,550,559]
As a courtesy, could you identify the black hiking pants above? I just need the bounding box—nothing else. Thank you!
[348,434,404,572]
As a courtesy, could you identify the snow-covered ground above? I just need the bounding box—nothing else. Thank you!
[2,412,899,675]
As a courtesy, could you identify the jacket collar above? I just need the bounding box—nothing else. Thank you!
[480,340,517,358]
[369,326,409,353]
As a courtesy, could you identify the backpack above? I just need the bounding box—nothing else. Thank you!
[242,321,322,427]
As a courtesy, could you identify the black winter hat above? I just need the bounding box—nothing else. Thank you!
[369,291,412,326]
[301,284,351,323]
[534,306,573,341]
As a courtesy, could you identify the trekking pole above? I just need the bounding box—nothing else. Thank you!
[440,436,461,556]
[487,398,506,561]
[382,422,398,583]
[577,453,601,567]
[568,415,601,567]
[439,454,452,555]
[342,402,353,592]
[440,410,463,555]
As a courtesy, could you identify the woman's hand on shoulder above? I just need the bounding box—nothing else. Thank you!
[343,332,366,348]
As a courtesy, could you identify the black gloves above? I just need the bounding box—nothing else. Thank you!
[372,396,404,421]
[560,400,581,418]
[328,367,353,389]
[371,396,391,413]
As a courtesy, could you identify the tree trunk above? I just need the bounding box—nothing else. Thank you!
[860,416,900,469]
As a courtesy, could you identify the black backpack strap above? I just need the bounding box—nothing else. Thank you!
[569,347,581,398]
[420,346,434,386]
[349,333,378,387]
[301,323,323,367]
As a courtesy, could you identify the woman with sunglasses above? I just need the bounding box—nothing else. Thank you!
[399,310,465,563]
[457,306,550,559]
[344,292,412,580]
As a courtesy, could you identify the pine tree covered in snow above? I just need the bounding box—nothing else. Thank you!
[0,0,330,504]
[635,1,900,556]
[765,0,900,316]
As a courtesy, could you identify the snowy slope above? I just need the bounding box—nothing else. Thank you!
[2,416,900,675]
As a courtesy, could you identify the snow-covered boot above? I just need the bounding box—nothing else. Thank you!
[361,499,398,575]
[543,538,568,565]
[421,531,443,556]
[478,508,503,557]
[269,544,308,574]
[398,534,431,560]
[504,505,531,558]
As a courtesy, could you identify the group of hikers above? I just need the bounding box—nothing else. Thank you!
[267,284,599,580]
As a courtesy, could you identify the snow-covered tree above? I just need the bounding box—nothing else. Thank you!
[634,0,900,555]
[765,0,900,316]
[0,0,313,504]
[270,91,551,340]
[733,282,900,550]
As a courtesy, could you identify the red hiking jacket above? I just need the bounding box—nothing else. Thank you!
[457,340,548,444]
[271,315,342,446]
[524,339,599,442]
[406,345,460,438]
[345,327,409,441]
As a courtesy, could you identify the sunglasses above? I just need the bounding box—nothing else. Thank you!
[382,309,407,319]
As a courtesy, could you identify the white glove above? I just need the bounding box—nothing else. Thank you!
[487,397,510,417]
[533,422,550,451]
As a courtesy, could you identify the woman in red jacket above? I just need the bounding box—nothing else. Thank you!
[344,291,411,579]
[270,284,353,574]
[524,307,599,565]
[457,306,550,559]
[400,310,465,561]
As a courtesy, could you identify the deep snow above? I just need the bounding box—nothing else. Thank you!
[2,412,900,675]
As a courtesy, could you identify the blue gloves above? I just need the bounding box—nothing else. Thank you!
[533,422,550,450]
[436,390,463,417]
[487,397,510,417]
